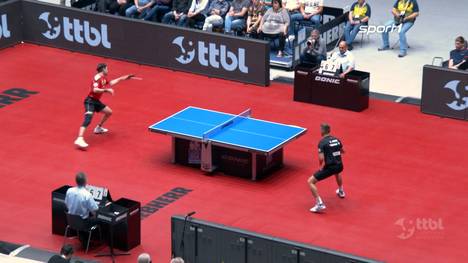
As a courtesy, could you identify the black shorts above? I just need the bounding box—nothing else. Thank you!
[314,163,343,181]
[84,97,106,113]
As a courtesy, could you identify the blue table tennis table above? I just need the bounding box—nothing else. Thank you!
[148,106,307,180]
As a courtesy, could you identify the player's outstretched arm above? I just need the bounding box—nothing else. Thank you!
[109,74,133,86]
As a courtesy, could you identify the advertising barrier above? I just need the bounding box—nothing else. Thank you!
[421,65,468,120]
[0,0,270,86]
[0,0,22,49]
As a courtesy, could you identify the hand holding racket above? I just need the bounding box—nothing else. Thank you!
[125,74,143,80]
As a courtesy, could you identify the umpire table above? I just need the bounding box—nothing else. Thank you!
[148,106,307,180]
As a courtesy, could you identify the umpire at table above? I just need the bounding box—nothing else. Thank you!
[308,123,345,213]
[64,172,99,246]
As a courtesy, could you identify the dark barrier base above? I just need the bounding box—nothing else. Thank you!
[171,215,383,263]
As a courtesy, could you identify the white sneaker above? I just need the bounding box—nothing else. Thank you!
[336,189,346,198]
[94,126,108,134]
[74,137,88,148]
[310,203,326,213]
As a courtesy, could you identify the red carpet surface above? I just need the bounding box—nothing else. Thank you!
[0,43,467,263]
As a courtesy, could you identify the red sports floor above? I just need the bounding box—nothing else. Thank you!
[1,43,468,263]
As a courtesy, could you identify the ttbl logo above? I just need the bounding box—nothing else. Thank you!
[172,36,249,73]
[0,14,11,39]
[443,80,468,111]
[38,12,111,49]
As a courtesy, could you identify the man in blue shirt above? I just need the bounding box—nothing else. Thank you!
[449,36,468,70]
[65,172,99,247]
[378,0,419,58]
[65,172,99,220]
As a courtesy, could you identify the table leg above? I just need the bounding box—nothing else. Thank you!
[251,152,257,181]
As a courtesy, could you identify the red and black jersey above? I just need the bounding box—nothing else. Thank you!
[88,74,109,100]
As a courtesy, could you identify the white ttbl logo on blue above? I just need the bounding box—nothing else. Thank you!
[444,80,468,111]
[0,14,11,39]
[172,36,249,73]
[38,12,111,49]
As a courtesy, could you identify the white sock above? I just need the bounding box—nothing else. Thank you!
[316,197,323,205]
[339,186,344,192]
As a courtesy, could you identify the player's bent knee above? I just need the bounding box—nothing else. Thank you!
[308,176,317,185]
[82,113,93,127]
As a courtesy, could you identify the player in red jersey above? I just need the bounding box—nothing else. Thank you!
[74,63,132,149]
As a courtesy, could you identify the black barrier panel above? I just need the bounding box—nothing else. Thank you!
[0,0,22,49]
[421,65,468,120]
[320,8,345,51]
[172,215,383,263]
[20,0,269,86]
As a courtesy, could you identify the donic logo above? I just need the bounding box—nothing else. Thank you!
[172,36,249,73]
[172,36,195,64]
[0,14,11,39]
[38,12,111,49]
[443,80,468,111]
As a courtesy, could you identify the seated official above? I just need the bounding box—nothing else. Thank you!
[258,0,290,57]
[449,36,468,70]
[378,0,419,57]
[202,0,229,31]
[246,0,266,38]
[301,29,326,65]
[344,0,370,50]
[187,0,210,28]
[64,172,99,246]
[162,0,190,26]
[330,41,355,78]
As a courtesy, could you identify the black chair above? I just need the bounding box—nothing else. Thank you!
[63,213,102,254]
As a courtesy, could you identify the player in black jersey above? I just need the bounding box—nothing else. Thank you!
[308,123,345,213]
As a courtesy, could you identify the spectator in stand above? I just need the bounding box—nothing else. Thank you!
[187,0,210,28]
[344,0,370,50]
[125,0,155,18]
[246,0,266,38]
[263,0,272,9]
[258,0,290,57]
[224,0,251,35]
[449,36,468,70]
[162,0,190,26]
[282,0,301,37]
[299,0,323,28]
[96,0,134,16]
[202,0,230,31]
[143,0,173,22]
[378,0,419,58]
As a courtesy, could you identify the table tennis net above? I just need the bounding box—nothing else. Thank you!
[202,109,251,141]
